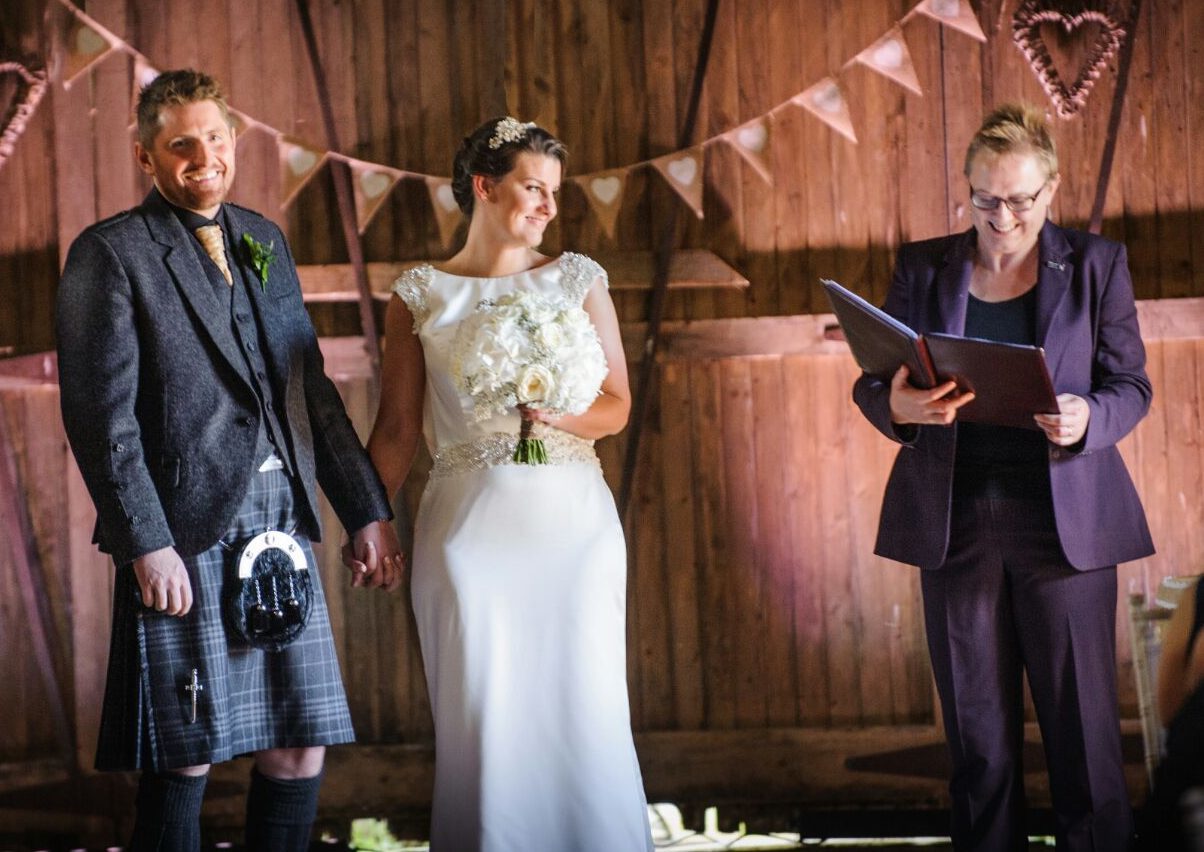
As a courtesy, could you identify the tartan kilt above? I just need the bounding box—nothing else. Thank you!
[95,467,355,772]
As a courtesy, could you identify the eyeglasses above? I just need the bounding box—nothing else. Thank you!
[969,183,1047,213]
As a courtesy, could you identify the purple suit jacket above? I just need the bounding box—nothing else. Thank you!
[853,221,1155,570]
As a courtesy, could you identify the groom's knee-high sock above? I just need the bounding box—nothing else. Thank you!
[127,770,208,852]
[245,766,323,852]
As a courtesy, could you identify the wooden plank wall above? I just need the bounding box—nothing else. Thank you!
[2,300,1201,829]
[2,0,1203,832]
[2,0,1203,353]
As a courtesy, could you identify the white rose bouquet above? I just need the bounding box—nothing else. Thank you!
[450,289,609,464]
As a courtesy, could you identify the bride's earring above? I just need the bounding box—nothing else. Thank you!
[472,174,494,206]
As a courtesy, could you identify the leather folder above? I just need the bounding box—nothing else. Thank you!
[822,279,1059,431]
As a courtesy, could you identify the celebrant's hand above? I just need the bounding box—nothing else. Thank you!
[888,365,975,426]
[1034,393,1090,447]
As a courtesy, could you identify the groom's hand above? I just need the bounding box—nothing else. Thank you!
[133,546,194,615]
[344,520,405,591]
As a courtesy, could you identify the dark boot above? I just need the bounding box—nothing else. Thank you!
[127,770,208,852]
[244,766,323,852]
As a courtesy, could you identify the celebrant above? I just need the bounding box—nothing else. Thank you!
[851,103,1152,851]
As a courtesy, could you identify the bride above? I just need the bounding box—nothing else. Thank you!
[360,116,654,851]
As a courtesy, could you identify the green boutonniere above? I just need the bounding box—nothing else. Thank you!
[242,233,276,291]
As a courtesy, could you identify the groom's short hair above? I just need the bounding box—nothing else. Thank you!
[136,68,231,148]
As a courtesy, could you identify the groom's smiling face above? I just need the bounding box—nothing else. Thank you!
[136,99,237,218]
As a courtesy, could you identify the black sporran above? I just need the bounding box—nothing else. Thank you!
[222,530,312,651]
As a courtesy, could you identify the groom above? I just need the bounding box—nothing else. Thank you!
[56,68,403,850]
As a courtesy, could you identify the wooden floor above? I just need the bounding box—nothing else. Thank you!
[0,840,981,852]
[0,806,1066,852]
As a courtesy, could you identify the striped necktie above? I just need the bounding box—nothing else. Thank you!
[194,224,233,286]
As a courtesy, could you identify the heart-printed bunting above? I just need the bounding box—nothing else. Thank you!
[794,78,858,143]
[855,27,922,95]
[575,171,626,238]
[45,0,1014,245]
[590,176,622,205]
[287,146,318,176]
[359,170,392,199]
[667,156,697,187]
[736,123,768,153]
[435,182,458,213]
[651,149,705,218]
[726,120,774,184]
[349,160,401,233]
[75,25,107,56]
[279,138,327,207]
[425,177,464,246]
[871,38,905,70]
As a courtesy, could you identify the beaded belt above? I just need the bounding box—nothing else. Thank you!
[430,430,600,478]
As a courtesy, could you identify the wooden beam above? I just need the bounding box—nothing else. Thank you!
[0,759,68,795]
[0,352,57,386]
[295,249,749,302]
[610,297,1204,362]
[298,262,422,303]
[1135,296,1204,340]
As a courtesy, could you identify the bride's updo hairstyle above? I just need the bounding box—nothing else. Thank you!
[451,116,568,217]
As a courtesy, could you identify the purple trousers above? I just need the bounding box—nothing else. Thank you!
[921,483,1132,851]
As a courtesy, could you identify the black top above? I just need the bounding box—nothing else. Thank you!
[954,287,1050,498]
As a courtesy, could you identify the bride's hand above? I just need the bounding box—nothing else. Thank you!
[518,404,561,425]
[343,521,406,592]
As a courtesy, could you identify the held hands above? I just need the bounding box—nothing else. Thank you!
[888,366,976,426]
[133,546,193,616]
[341,519,405,592]
[1033,393,1090,447]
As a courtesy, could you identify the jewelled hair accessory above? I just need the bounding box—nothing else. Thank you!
[488,116,536,149]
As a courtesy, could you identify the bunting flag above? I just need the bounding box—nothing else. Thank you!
[128,56,160,126]
[722,117,774,184]
[913,0,987,42]
[278,136,328,208]
[854,26,923,95]
[60,5,122,89]
[346,158,406,234]
[573,169,628,239]
[48,0,993,237]
[793,78,858,144]
[425,177,464,247]
[227,108,264,138]
[651,146,705,219]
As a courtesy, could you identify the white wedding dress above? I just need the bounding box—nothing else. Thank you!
[393,253,654,852]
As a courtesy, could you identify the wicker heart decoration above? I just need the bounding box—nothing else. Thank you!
[0,61,49,173]
[1012,0,1127,119]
